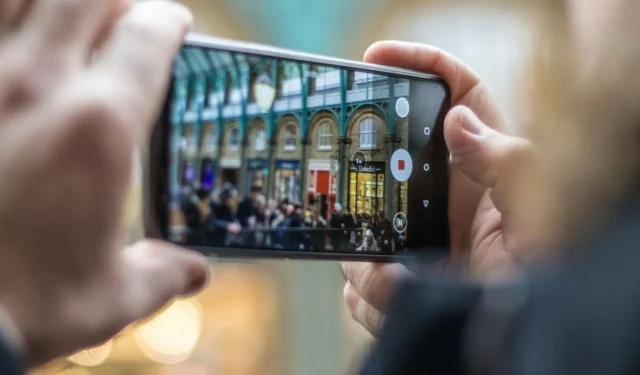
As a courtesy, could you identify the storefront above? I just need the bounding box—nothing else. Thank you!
[273,160,301,203]
[220,156,241,188]
[200,158,216,190]
[307,159,337,219]
[348,162,385,217]
[247,158,267,194]
[199,123,219,191]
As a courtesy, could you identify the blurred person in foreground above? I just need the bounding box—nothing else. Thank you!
[346,0,640,374]
[0,0,209,373]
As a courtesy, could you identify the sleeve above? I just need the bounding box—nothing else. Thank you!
[0,307,24,375]
[358,275,483,375]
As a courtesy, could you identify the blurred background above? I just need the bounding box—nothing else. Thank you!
[30,0,535,374]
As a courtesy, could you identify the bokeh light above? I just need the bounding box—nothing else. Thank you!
[66,339,113,367]
[134,300,202,365]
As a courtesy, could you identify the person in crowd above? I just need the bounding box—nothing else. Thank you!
[343,207,357,250]
[236,185,262,228]
[376,210,393,253]
[283,204,304,250]
[306,210,327,251]
[180,184,200,229]
[253,194,267,248]
[183,188,211,245]
[236,185,262,246]
[209,184,242,247]
[367,210,379,240]
[354,214,364,248]
[356,229,378,252]
[329,203,345,250]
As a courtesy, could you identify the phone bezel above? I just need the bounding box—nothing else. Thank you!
[144,33,451,262]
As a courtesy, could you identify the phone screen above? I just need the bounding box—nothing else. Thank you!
[162,42,450,258]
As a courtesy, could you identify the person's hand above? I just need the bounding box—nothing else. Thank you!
[341,41,535,336]
[228,223,242,234]
[0,0,209,367]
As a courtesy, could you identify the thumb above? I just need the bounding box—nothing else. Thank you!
[445,106,535,213]
[445,106,533,187]
[118,240,210,324]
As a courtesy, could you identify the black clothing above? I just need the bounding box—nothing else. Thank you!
[360,200,640,375]
[329,212,344,251]
[283,213,303,250]
[208,204,239,247]
[377,218,393,253]
[180,196,201,229]
[305,220,327,251]
[236,197,258,228]
[0,334,21,375]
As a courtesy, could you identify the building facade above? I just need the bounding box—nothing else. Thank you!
[171,48,410,220]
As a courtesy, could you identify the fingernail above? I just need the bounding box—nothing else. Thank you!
[459,108,485,136]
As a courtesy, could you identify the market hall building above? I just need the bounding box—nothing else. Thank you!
[170,47,410,223]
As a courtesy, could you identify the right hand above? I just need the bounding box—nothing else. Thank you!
[341,41,536,337]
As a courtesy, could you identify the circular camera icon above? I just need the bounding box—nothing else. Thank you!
[393,212,407,234]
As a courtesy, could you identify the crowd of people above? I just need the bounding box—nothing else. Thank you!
[178,183,407,252]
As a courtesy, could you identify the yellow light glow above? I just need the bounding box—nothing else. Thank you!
[134,300,202,365]
[56,368,93,375]
[66,339,113,367]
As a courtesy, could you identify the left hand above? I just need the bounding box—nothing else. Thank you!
[0,0,209,367]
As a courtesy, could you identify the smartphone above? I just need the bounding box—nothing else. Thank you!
[145,33,451,262]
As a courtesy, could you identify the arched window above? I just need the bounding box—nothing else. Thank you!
[283,124,297,151]
[317,122,333,150]
[359,116,377,149]
[203,124,218,153]
[255,126,267,152]
[229,127,240,151]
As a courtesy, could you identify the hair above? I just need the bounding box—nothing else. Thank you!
[196,188,210,200]
[515,0,640,251]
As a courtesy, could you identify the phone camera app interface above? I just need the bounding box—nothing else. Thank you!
[167,45,449,255]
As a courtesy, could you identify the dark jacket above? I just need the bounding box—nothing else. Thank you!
[236,197,257,228]
[207,204,239,247]
[360,199,640,375]
[0,334,20,375]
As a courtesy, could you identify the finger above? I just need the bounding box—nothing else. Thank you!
[341,262,409,311]
[0,0,34,33]
[118,240,210,323]
[445,105,535,214]
[21,0,122,62]
[92,0,192,141]
[344,282,384,337]
[92,0,131,53]
[364,41,480,103]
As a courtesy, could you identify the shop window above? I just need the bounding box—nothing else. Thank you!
[229,127,240,151]
[255,126,267,152]
[359,117,377,149]
[317,122,333,150]
[283,124,297,151]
